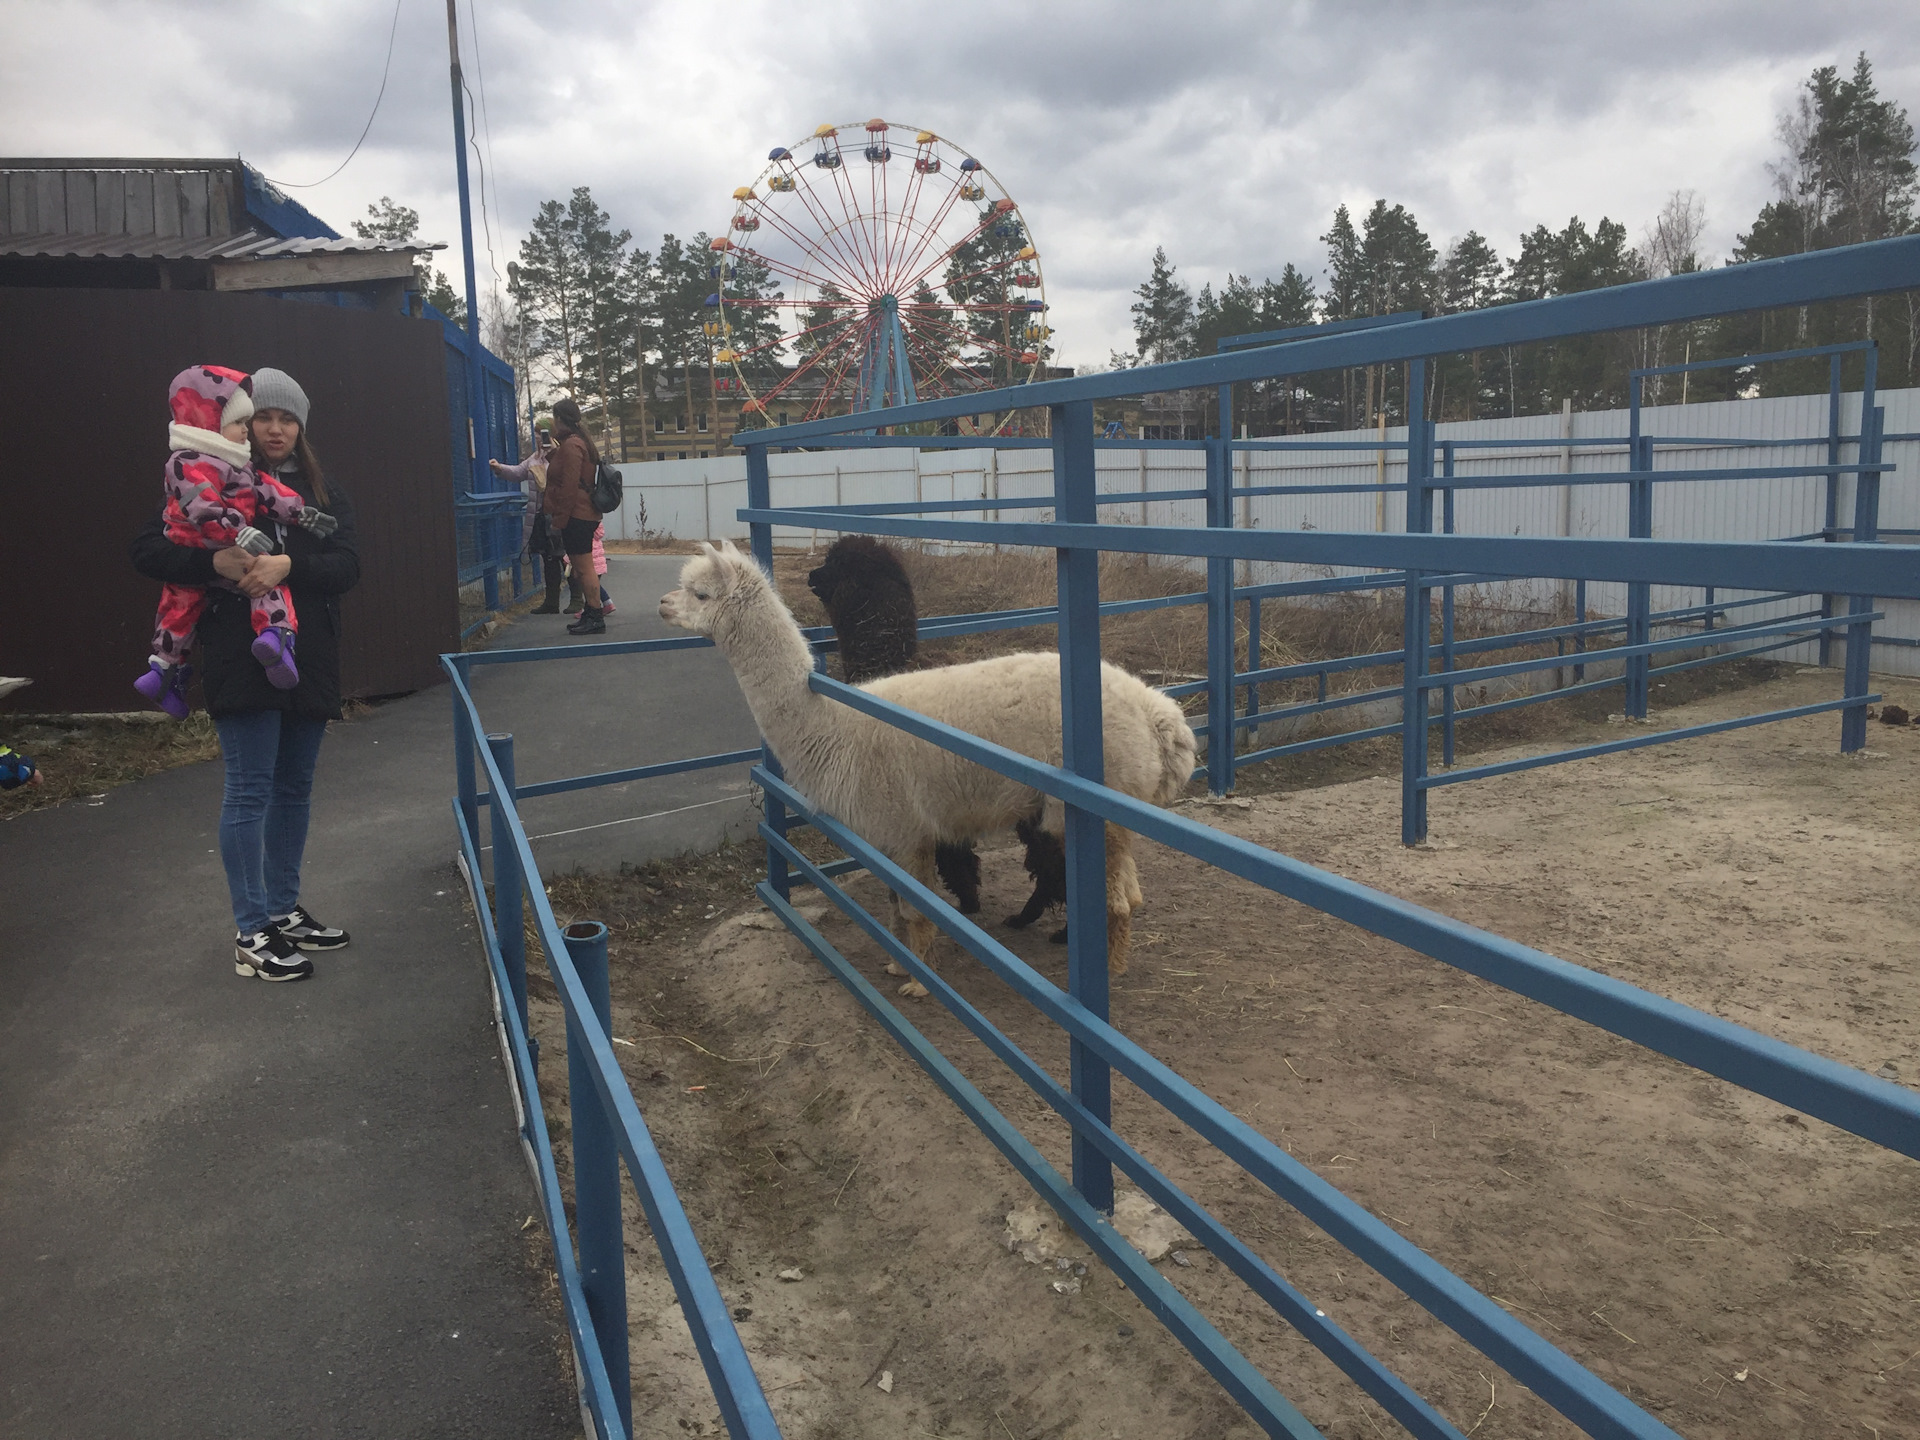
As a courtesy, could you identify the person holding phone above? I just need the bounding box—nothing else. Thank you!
[492,426,566,612]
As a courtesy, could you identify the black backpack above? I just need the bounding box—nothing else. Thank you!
[589,457,623,514]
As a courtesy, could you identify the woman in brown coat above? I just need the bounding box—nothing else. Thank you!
[544,398,606,635]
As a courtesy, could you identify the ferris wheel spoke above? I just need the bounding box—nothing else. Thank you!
[896,327,969,395]
[942,255,1025,293]
[744,208,871,295]
[880,163,920,282]
[781,169,879,294]
[882,153,936,286]
[807,325,873,419]
[739,252,861,299]
[792,161,883,294]
[893,166,956,289]
[873,155,889,281]
[745,205,864,290]
[908,306,1032,362]
[822,159,883,289]
[751,321,863,408]
[887,179,971,294]
[739,309,865,359]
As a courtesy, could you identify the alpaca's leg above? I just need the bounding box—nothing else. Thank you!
[1121,849,1144,912]
[1105,825,1135,978]
[1005,884,1051,930]
[933,841,981,914]
[881,848,939,998]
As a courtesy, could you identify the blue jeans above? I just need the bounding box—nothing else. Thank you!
[214,712,329,934]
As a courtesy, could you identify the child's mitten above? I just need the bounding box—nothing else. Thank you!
[235,526,275,556]
[298,507,338,538]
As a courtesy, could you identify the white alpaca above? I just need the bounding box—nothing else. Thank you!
[660,541,1196,996]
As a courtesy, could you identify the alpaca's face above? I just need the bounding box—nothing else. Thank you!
[805,557,841,607]
[660,542,747,634]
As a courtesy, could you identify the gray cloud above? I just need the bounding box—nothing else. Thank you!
[5,0,1914,363]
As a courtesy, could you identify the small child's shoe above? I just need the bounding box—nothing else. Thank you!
[134,659,191,719]
[252,627,300,690]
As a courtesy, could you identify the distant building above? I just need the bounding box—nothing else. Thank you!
[606,362,1077,460]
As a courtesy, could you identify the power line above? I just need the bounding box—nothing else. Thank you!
[261,0,407,189]
[463,0,507,311]
[463,78,501,304]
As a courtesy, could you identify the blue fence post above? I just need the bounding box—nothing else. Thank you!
[1054,397,1114,1216]
[453,654,479,849]
[487,732,533,1068]
[745,443,791,901]
[1401,360,1432,846]
[1205,430,1235,795]
[1819,352,1842,668]
[1245,594,1262,723]
[1574,578,1587,682]
[1441,441,1457,768]
[1625,377,1653,718]
[562,919,632,1439]
[1841,397,1883,754]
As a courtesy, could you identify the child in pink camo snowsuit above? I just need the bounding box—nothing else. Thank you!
[133,365,337,718]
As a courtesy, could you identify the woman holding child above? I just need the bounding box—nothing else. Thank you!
[130,367,359,983]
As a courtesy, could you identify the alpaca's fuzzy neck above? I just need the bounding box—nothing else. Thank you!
[708,566,841,787]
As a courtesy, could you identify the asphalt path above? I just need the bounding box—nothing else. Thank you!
[0,551,764,1437]
[469,553,764,876]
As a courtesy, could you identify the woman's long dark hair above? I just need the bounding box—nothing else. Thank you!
[251,425,331,508]
[551,397,600,466]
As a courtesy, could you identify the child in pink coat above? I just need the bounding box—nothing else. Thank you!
[133,366,336,717]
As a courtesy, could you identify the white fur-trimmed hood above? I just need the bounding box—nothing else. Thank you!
[168,422,253,468]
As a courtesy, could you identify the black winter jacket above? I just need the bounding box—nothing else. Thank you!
[129,462,361,720]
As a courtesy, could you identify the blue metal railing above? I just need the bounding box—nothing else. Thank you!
[445,235,1920,1439]
[445,644,779,1440]
[455,491,531,636]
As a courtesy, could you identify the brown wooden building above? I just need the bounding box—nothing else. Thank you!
[0,159,464,713]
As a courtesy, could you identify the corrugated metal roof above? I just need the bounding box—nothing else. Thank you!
[1,158,445,256]
[1,230,443,262]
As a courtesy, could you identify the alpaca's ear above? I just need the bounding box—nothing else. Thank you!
[697,541,719,559]
[719,539,742,560]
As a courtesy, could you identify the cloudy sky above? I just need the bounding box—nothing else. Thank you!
[5,0,1915,367]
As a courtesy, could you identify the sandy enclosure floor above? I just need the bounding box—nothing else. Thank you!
[528,668,1920,1440]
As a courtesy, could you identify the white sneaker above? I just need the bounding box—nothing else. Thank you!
[271,904,350,952]
[235,927,315,982]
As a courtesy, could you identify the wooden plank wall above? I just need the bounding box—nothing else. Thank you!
[0,166,240,240]
[0,287,460,711]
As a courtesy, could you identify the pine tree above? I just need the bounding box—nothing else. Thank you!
[566,187,634,446]
[509,200,584,397]
[352,195,463,323]
[945,210,1034,392]
[1129,246,1194,364]
[1436,233,1503,418]
[1258,264,1318,432]
[1722,53,1919,391]
[1319,206,1364,426]
[1319,206,1363,321]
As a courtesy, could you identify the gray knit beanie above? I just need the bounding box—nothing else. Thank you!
[251,368,310,429]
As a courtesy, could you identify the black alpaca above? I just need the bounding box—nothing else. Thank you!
[806,536,1066,928]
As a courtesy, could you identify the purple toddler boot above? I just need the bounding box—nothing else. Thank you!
[134,659,192,719]
[251,626,300,690]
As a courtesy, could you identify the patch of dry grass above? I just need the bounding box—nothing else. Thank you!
[0,712,222,819]
[767,539,1789,794]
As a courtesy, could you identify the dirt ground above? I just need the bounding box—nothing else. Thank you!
[526,667,1920,1439]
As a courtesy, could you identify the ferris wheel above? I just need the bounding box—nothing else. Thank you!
[709,120,1049,433]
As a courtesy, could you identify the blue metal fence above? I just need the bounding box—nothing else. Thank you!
[447,234,1920,1439]
[427,303,530,632]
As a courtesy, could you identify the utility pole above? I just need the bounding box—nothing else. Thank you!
[445,0,491,493]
